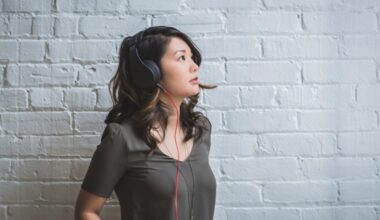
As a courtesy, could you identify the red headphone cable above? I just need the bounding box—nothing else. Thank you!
[158,84,181,220]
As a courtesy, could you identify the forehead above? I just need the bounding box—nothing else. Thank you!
[166,37,192,53]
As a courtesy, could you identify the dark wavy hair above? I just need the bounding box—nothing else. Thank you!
[104,26,217,155]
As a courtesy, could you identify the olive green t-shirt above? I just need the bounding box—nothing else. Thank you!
[81,116,217,220]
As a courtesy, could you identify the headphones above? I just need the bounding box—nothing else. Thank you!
[124,30,162,90]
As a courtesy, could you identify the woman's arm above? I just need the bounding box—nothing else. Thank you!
[75,189,107,220]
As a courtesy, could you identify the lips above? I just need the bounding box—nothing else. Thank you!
[190,77,198,82]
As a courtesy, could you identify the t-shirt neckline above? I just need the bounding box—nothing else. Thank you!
[155,134,201,163]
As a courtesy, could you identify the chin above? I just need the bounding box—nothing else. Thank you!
[180,85,199,97]
[190,87,200,96]
[183,91,198,99]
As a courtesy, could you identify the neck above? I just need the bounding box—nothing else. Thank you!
[158,93,184,132]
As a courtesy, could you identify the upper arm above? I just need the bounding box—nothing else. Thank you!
[75,189,106,219]
[81,123,129,198]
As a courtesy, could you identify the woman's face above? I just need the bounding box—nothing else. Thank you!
[159,37,200,101]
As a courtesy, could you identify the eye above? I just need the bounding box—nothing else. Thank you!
[178,55,186,61]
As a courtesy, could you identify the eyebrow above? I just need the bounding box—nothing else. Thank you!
[174,49,193,56]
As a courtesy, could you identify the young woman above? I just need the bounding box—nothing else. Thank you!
[74,26,218,220]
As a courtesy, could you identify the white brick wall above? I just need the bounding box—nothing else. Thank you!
[0,0,380,219]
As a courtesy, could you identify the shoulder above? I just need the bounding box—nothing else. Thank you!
[107,122,123,131]
[101,122,128,141]
[204,115,212,131]
[197,114,212,132]
[106,120,144,151]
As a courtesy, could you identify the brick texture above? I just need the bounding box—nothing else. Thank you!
[0,0,380,219]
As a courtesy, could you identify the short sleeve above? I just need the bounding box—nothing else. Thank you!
[205,116,212,132]
[81,123,129,198]
[202,116,212,152]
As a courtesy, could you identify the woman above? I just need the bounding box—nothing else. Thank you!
[74,26,218,220]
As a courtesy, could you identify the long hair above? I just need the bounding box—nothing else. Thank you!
[104,26,217,155]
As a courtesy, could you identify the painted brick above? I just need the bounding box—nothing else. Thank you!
[221,157,301,181]
[227,61,300,84]
[338,132,380,155]
[7,64,78,86]
[3,0,52,12]
[188,0,261,9]
[216,182,261,204]
[258,133,338,156]
[0,89,28,110]
[195,37,261,59]
[129,0,180,11]
[64,88,96,110]
[0,40,18,61]
[153,12,223,33]
[32,16,54,37]
[7,206,74,220]
[263,36,339,59]
[299,110,377,131]
[11,159,71,180]
[340,180,380,202]
[302,60,377,83]
[299,157,377,179]
[19,40,45,62]
[54,16,78,37]
[342,35,380,58]
[96,87,113,109]
[1,112,71,135]
[227,12,302,33]
[302,206,377,220]
[79,16,146,37]
[30,87,63,109]
[2,1,380,219]
[225,110,298,132]
[263,182,338,203]
[8,14,32,36]
[303,12,378,33]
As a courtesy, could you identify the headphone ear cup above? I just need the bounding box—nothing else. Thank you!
[143,60,161,85]
[126,31,161,90]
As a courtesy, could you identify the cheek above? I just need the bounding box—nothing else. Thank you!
[166,75,186,90]
[161,63,183,83]
[162,72,190,95]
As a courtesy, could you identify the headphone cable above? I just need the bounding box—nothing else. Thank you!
[157,83,181,220]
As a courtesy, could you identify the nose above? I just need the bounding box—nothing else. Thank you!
[191,62,199,73]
